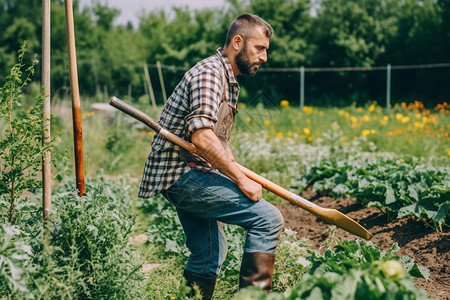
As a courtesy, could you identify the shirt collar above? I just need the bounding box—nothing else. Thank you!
[217,48,238,86]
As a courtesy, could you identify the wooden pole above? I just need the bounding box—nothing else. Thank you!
[386,63,391,109]
[156,61,167,103]
[143,63,157,109]
[65,0,85,196]
[300,66,305,110]
[42,0,51,218]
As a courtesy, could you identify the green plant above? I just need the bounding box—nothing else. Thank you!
[286,240,430,300]
[297,155,450,231]
[0,224,34,298]
[232,239,430,300]
[0,42,52,222]
[48,174,144,299]
[272,229,309,292]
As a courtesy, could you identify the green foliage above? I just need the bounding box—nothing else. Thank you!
[298,155,450,231]
[272,229,309,292]
[1,0,449,105]
[48,174,144,299]
[0,224,34,297]
[286,240,430,300]
[0,173,145,299]
[0,42,52,222]
[232,239,430,300]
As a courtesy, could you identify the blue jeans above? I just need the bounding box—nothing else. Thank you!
[161,169,284,277]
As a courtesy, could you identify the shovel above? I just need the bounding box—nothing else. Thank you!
[109,96,373,240]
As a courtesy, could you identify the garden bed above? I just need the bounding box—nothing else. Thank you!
[277,188,450,300]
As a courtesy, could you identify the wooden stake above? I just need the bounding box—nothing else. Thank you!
[42,0,51,218]
[65,0,85,196]
[143,63,157,109]
[156,61,167,103]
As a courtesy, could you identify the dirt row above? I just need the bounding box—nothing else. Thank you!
[276,189,450,300]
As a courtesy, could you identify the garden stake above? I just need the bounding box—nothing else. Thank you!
[109,96,373,240]
[65,0,85,196]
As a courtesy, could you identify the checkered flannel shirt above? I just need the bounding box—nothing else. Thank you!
[138,48,240,198]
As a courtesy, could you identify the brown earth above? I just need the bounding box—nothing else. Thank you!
[275,188,450,300]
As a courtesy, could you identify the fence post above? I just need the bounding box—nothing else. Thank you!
[300,66,305,110]
[156,61,167,103]
[143,63,157,109]
[386,63,391,109]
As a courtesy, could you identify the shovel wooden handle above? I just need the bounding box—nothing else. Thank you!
[109,96,373,240]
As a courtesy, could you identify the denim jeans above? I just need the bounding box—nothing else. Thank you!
[161,169,284,277]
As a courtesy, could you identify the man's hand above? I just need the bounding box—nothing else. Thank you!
[237,177,262,201]
[191,128,262,201]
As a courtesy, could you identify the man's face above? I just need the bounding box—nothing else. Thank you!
[236,28,269,76]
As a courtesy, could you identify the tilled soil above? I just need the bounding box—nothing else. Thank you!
[275,189,450,300]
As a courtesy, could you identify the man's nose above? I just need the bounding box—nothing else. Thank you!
[259,50,267,63]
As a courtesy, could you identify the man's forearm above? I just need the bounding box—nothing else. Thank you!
[191,128,244,182]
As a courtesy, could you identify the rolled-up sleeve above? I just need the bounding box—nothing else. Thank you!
[185,67,223,137]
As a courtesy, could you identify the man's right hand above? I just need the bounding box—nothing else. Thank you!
[237,177,262,202]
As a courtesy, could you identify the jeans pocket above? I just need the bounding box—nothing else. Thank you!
[162,180,206,212]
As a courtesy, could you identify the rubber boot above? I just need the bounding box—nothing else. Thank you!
[239,252,276,291]
[183,270,217,300]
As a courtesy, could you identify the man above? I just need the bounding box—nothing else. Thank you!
[139,14,284,299]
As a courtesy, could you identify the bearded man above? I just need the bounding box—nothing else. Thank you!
[139,13,284,300]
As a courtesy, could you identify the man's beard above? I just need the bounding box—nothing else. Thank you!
[236,45,260,76]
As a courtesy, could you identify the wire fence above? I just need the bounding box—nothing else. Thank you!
[142,62,450,109]
[50,57,450,108]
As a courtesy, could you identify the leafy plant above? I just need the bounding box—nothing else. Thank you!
[0,224,33,298]
[297,155,450,231]
[287,240,430,300]
[49,174,144,299]
[232,239,430,300]
[0,42,52,222]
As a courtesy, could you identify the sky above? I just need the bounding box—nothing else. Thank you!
[78,0,227,26]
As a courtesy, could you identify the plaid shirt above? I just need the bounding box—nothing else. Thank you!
[139,48,240,198]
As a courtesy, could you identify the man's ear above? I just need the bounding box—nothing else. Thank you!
[232,35,244,51]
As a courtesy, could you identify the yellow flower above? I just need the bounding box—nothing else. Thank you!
[363,115,370,122]
[415,113,421,119]
[396,113,403,120]
[276,132,283,138]
[280,100,290,107]
[370,129,376,134]
[303,106,313,113]
[356,107,364,112]
[287,131,293,137]
[246,117,251,123]
[350,116,358,123]
[338,109,348,116]
[368,104,376,112]
[307,136,314,142]
[414,122,424,128]
[448,149,450,156]
[264,120,270,126]
[303,128,311,135]
[401,116,410,123]
[361,130,370,136]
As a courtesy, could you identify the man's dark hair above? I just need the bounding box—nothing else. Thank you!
[225,14,274,46]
